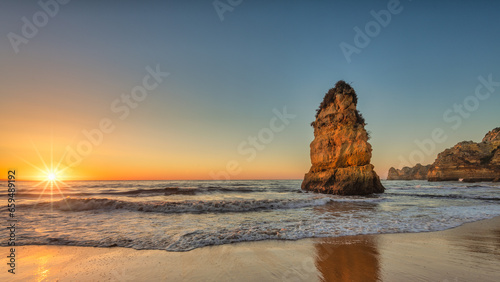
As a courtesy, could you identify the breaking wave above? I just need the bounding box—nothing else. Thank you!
[26,197,334,214]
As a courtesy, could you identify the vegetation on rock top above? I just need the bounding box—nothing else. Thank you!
[314,80,365,125]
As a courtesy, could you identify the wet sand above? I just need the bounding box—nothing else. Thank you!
[2,216,500,281]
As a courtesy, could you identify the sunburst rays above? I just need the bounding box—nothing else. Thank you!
[17,137,73,211]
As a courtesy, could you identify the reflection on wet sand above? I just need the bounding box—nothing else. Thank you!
[311,217,500,282]
[310,200,381,281]
[314,236,380,282]
[310,202,500,281]
[2,217,500,281]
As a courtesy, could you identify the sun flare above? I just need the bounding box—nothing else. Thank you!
[47,172,57,181]
[17,139,72,210]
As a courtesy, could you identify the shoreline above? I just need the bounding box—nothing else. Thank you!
[2,216,500,281]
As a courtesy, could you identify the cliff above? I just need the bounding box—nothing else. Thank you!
[387,164,431,180]
[427,127,500,182]
[301,81,385,195]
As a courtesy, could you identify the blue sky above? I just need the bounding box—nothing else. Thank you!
[1,0,500,179]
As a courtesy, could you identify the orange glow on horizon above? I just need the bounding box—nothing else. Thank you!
[1,124,388,181]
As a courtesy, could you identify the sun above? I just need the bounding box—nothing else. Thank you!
[47,172,57,181]
[17,138,73,206]
[43,169,62,184]
[15,138,74,211]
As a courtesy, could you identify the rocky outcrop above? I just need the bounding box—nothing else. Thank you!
[301,81,384,195]
[428,128,500,182]
[387,164,431,180]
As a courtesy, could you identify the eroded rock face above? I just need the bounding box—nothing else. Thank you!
[428,127,500,182]
[387,164,431,180]
[301,81,384,195]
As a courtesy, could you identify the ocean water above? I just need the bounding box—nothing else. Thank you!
[2,180,500,252]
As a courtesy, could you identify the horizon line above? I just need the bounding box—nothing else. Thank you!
[1,178,306,182]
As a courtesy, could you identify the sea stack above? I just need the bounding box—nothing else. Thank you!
[301,81,384,195]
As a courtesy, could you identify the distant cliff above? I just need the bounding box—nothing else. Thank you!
[387,164,431,180]
[428,128,500,182]
[301,81,384,195]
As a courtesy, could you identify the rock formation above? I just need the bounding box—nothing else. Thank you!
[428,127,500,182]
[301,81,384,195]
[387,164,431,180]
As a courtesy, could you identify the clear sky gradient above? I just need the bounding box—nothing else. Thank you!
[1,0,500,180]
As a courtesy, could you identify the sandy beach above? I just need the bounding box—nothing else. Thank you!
[1,216,499,281]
